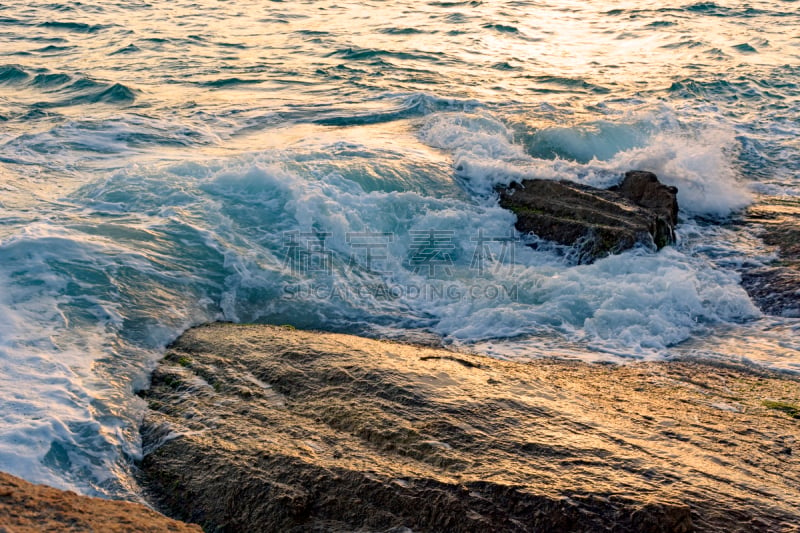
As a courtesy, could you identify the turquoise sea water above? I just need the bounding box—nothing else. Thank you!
[0,0,798,497]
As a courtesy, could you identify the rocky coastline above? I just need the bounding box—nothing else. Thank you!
[135,323,800,532]
[493,170,798,316]
[4,177,798,532]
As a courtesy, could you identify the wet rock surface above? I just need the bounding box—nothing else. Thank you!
[741,267,800,317]
[741,198,800,317]
[496,171,678,263]
[0,471,201,532]
[610,170,679,228]
[139,323,800,533]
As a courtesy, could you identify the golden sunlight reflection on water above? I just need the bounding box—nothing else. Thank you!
[4,0,795,113]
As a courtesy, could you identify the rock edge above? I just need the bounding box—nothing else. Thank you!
[138,323,799,533]
[497,171,678,263]
[0,471,201,532]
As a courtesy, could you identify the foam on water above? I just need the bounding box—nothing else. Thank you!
[0,100,789,495]
[0,227,127,493]
[0,0,798,501]
[79,137,760,354]
[419,109,753,217]
[0,219,216,493]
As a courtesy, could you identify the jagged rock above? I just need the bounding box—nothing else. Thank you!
[138,323,800,533]
[611,170,679,227]
[0,471,201,532]
[496,171,678,263]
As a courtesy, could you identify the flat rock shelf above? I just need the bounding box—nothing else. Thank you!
[0,471,201,532]
[138,323,800,533]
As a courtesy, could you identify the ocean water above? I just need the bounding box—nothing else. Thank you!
[0,0,798,497]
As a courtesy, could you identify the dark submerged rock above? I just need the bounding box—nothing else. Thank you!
[496,171,678,263]
[741,267,800,317]
[138,323,800,533]
[740,198,800,316]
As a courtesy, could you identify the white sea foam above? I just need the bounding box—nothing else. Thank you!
[0,108,783,499]
[0,221,212,495]
[0,227,119,493]
[608,128,753,216]
[187,146,760,355]
[418,110,753,217]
